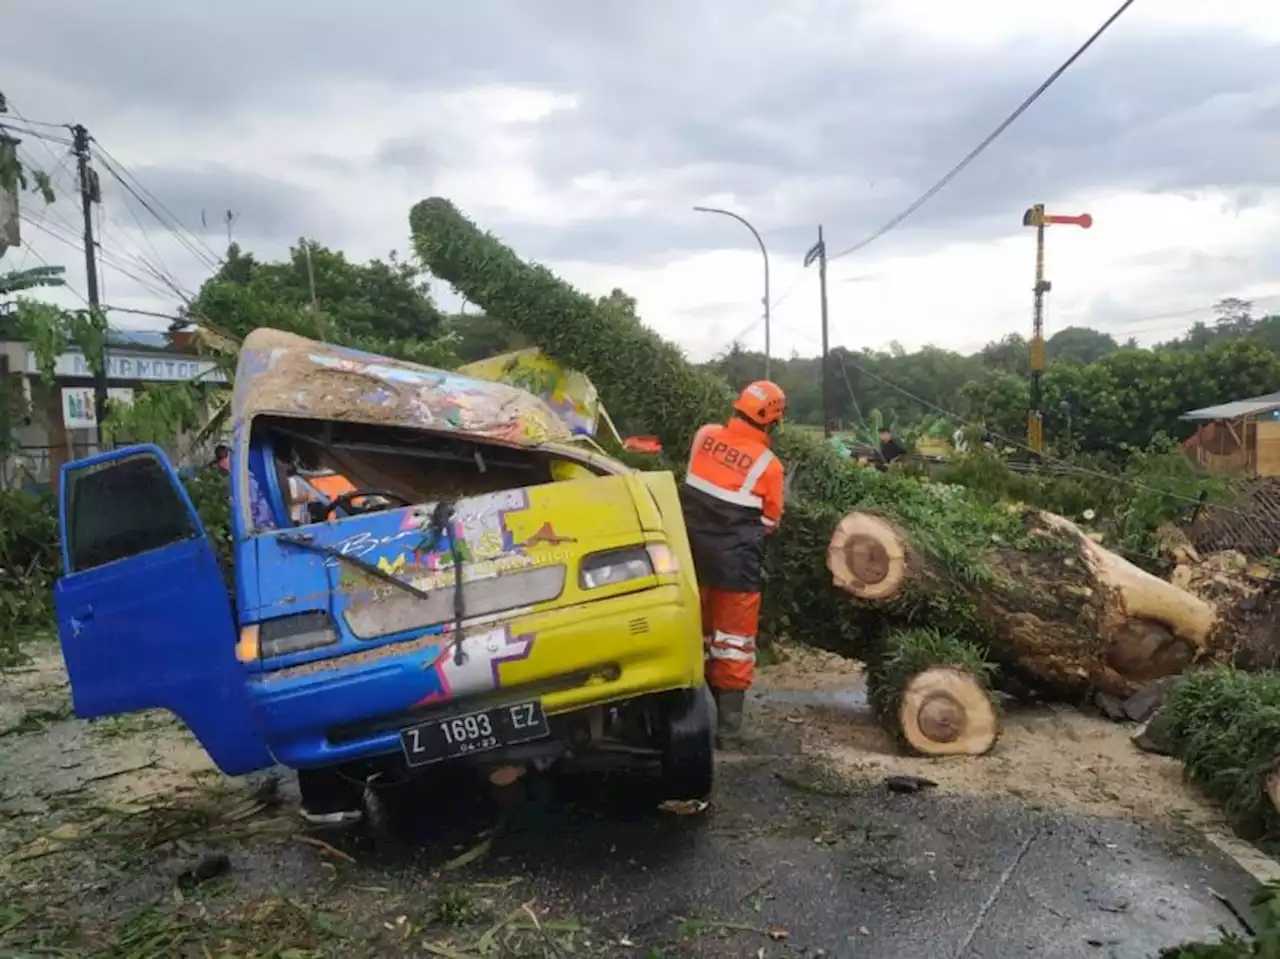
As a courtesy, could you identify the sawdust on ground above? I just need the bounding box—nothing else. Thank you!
[754,641,1227,831]
[3,639,1225,831]
[0,649,217,809]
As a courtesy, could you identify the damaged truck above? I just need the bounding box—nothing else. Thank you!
[51,329,714,826]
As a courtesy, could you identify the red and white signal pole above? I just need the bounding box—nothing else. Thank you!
[1021,204,1092,454]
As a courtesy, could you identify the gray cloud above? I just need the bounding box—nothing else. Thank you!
[108,163,331,248]
[2,1,1276,278]
[511,28,1279,264]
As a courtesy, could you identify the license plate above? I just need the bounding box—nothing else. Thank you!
[400,701,550,767]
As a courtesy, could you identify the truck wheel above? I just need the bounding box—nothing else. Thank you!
[297,766,364,828]
[659,686,715,800]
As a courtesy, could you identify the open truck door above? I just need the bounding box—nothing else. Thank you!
[54,445,272,776]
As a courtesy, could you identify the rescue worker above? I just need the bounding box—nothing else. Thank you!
[681,381,786,746]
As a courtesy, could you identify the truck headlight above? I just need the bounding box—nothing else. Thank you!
[580,543,675,590]
[259,611,340,659]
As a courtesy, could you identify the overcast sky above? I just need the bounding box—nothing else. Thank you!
[3,0,1279,361]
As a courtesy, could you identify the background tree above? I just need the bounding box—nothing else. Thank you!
[1046,326,1119,365]
[189,240,446,346]
[107,239,460,444]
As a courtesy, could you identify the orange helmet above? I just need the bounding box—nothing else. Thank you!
[733,380,786,427]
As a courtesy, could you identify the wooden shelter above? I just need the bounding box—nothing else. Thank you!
[1181,391,1280,476]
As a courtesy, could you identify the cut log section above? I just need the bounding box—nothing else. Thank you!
[826,508,1224,701]
[898,667,1000,756]
[827,513,910,601]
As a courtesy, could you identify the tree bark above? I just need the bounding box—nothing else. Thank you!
[828,509,1221,700]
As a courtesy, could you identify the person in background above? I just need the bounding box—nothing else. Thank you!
[213,443,231,472]
[680,380,787,746]
[876,428,906,471]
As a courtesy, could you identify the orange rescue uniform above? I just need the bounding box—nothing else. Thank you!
[680,416,784,692]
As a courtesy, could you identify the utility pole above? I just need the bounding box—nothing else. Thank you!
[693,206,771,380]
[1020,204,1091,454]
[71,124,107,448]
[804,226,832,438]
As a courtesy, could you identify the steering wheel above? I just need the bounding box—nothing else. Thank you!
[323,489,412,519]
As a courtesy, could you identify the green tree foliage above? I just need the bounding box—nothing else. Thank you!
[189,240,447,345]
[410,196,1091,685]
[411,198,728,458]
[0,487,57,665]
[703,303,1280,462]
[106,239,461,445]
[444,310,528,364]
[1045,325,1119,365]
[1157,668,1280,841]
[0,104,55,207]
[0,264,65,299]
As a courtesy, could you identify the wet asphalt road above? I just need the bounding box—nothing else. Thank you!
[312,739,1260,958]
[0,657,1264,957]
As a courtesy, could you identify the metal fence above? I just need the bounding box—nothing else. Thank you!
[1186,477,1280,557]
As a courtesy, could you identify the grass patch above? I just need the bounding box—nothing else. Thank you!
[865,627,997,726]
[1157,668,1280,841]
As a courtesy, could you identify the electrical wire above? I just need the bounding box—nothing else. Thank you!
[6,240,89,310]
[19,212,177,301]
[8,119,195,307]
[91,142,224,270]
[0,122,74,149]
[826,0,1139,263]
[0,111,71,132]
[10,150,74,272]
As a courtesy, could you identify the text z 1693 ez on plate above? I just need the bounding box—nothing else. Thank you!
[400,701,550,767]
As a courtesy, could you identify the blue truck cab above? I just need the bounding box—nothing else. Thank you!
[51,328,713,818]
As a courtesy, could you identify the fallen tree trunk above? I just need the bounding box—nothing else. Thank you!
[827,509,1218,698]
[409,197,1235,755]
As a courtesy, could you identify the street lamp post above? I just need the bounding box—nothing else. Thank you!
[693,205,771,381]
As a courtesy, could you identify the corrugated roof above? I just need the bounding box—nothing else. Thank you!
[1180,391,1280,421]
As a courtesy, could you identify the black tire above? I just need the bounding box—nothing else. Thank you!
[297,765,364,825]
[659,686,716,800]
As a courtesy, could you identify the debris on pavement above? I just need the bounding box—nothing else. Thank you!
[658,798,709,816]
[177,853,231,889]
[885,774,937,794]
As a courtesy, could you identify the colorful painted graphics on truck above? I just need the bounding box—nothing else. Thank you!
[52,328,712,805]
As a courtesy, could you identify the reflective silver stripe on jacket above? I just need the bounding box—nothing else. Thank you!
[684,447,775,511]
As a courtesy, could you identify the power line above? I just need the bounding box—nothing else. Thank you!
[0,112,72,132]
[19,213,176,301]
[10,151,74,271]
[92,152,216,285]
[826,0,1139,263]
[6,240,90,309]
[14,146,194,304]
[0,122,74,148]
[90,143,224,270]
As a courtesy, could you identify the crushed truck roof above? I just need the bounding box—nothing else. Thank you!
[231,328,573,446]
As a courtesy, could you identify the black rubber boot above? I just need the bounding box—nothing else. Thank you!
[714,689,745,749]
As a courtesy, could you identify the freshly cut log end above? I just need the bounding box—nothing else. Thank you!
[898,667,1000,757]
[827,513,908,601]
